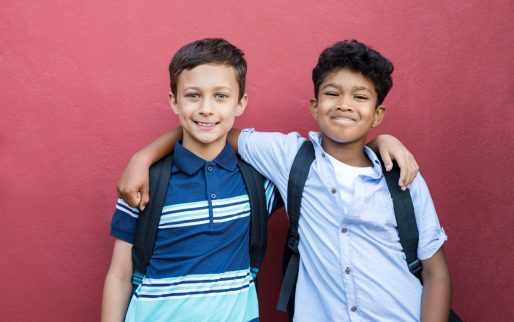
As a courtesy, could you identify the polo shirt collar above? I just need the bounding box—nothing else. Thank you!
[173,141,238,175]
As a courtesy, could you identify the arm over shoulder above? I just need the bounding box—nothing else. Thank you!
[238,129,306,192]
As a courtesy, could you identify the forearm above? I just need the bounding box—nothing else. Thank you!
[132,128,182,166]
[101,272,133,322]
[227,128,242,154]
[101,239,134,322]
[117,128,182,208]
[420,250,452,322]
[367,134,397,154]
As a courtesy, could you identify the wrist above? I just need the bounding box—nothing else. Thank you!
[375,134,394,143]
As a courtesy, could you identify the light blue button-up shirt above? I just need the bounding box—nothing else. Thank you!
[238,129,447,322]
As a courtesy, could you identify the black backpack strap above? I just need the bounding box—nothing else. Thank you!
[131,154,173,286]
[380,160,422,277]
[277,140,315,312]
[382,161,464,322]
[237,158,268,272]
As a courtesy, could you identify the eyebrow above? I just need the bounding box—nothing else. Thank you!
[353,85,373,93]
[322,83,373,94]
[213,86,233,92]
[183,86,233,92]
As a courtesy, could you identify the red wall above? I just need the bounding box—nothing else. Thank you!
[2,1,513,321]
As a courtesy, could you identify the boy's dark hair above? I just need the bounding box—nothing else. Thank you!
[169,38,247,101]
[312,39,394,106]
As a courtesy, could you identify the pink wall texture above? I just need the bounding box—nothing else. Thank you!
[2,0,513,321]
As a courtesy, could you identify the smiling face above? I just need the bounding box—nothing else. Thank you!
[170,63,247,160]
[310,68,386,151]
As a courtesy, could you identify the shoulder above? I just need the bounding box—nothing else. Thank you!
[408,172,432,202]
[110,198,139,244]
[239,128,305,147]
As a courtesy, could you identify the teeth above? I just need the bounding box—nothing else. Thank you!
[196,122,216,127]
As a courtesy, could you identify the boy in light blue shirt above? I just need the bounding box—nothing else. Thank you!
[236,40,451,321]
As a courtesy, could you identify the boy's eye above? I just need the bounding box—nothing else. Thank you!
[215,93,228,100]
[185,93,200,99]
[354,95,368,100]
[323,91,339,97]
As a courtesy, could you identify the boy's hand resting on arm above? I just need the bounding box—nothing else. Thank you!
[117,128,183,210]
[117,152,152,211]
[368,134,419,191]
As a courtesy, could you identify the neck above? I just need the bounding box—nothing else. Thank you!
[321,135,372,167]
[181,138,226,161]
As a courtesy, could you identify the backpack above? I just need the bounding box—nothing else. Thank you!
[277,140,463,322]
[131,153,269,290]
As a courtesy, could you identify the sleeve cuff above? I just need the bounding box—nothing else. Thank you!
[418,227,447,260]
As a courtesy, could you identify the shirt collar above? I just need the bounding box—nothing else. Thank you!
[308,131,384,179]
[363,146,384,179]
[173,141,238,175]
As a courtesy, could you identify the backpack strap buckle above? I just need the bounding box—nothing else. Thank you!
[408,259,422,275]
[287,236,299,254]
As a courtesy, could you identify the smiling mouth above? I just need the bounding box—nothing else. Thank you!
[331,116,356,122]
[195,121,219,129]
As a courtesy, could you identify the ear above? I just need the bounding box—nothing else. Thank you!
[235,93,248,117]
[372,105,386,128]
[309,98,319,119]
[169,92,179,115]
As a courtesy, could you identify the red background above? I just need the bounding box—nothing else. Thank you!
[2,1,513,321]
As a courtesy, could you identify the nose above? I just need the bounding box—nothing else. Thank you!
[336,96,354,111]
[199,98,214,115]
[336,104,353,111]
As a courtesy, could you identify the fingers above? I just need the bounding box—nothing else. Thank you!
[398,154,419,191]
[381,152,393,171]
[139,184,150,211]
[117,182,142,208]
[128,191,142,208]
[398,167,409,191]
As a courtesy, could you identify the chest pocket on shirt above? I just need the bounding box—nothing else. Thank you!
[363,192,399,240]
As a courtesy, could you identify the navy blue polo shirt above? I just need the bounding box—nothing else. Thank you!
[111,141,279,321]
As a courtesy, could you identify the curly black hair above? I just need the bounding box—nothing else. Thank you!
[312,40,394,106]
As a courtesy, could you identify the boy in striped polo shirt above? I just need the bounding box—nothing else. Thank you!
[101,38,281,322]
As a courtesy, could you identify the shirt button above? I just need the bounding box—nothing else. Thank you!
[207,166,213,172]
[341,228,347,233]
[210,193,217,199]
[331,188,337,194]
[321,152,326,158]
[345,267,351,274]
[351,306,357,312]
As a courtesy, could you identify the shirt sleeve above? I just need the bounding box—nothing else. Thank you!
[410,173,447,260]
[110,198,139,244]
[238,129,306,194]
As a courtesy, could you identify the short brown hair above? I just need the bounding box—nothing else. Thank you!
[169,38,247,100]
